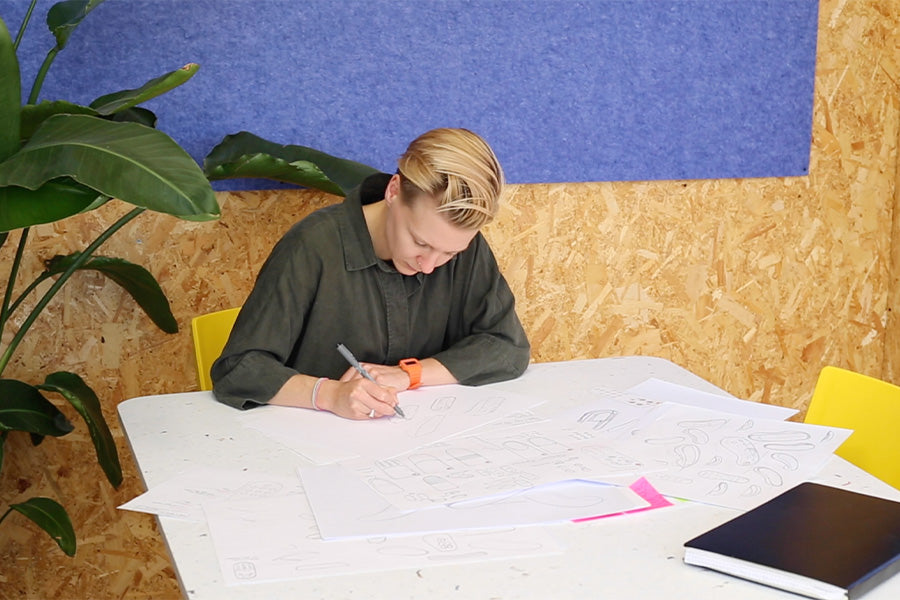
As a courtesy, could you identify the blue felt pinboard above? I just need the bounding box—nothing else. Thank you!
[2,0,819,189]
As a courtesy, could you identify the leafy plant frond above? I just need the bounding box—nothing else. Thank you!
[0,179,106,232]
[38,372,121,487]
[204,131,379,195]
[4,498,76,556]
[90,63,199,115]
[44,254,177,334]
[0,114,220,220]
[0,379,74,436]
[0,16,21,161]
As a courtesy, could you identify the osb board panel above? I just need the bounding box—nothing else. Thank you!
[1,0,898,598]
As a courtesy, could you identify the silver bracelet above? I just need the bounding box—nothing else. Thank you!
[311,377,327,410]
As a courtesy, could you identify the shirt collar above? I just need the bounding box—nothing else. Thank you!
[340,173,392,272]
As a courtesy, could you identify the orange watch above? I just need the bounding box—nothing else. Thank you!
[399,358,422,389]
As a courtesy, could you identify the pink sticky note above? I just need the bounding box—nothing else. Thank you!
[572,477,673,523]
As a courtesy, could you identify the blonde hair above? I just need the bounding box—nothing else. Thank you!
[397,128,505,230]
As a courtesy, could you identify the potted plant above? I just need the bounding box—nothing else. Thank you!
[0,0,376,556]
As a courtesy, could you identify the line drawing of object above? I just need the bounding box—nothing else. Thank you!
[375,458,417,479]
[367,476,405,496]
[748,431,810,443]
[720,436,760,466]
[424,533,458,552]
[676,418,729,431]
[674,443,701,468]
[698,470,750,484]
[682,427,710,444]
[466,396,505,415]
[605,417,640,435]
[232,561,257,580]
[578,409,618,430]
[770,452,799,470]
[645,435,687,445]
[526,435,569,454]
[708,481,728,496]
[445,447,491,466]
[423,475,458,492]
[741,484,762,497]
[431,396,456,411]
[761,442,816,452]
[502,439,545,459]
[753,465,783,486]
[411,415,445,437]
[408,453,452,474]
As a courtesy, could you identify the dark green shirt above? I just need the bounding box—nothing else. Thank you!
[211,174,530,410]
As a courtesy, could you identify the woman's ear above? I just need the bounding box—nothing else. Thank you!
[385,173,402,206]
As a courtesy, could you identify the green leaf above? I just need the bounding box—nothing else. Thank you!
[204,132,379,196]
[20,100,98,141]
[90,63,200,115]
[10,497,76,556]
[106,106,157,128]
[0,16,21,161]
[0,179,106,232]
[39,371,121,488]
[0,379,74,436]
[47,0,106,51]
[0,114,220,220]
[45,254,177,333]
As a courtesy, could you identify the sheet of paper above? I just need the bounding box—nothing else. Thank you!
[613,404,851,510]
[239,384,543,463]
[300,464,648,540]
[202,491,563,585]
[117,467,304,521]
[572,476,674,523]
[343,415,653,510]
[626,378,798,420]
[548,386,671,440]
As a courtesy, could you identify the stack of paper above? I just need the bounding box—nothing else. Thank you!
[120,376,852,586]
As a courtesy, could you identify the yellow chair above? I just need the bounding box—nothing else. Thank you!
[804,365,900,490]
[190,307,241,391]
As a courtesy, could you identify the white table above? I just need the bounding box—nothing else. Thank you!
[118,357,900,599]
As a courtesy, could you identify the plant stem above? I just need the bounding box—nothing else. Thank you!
[0,506,12,527]
[0,207,146,377]
[0,228,30,332]
[7,272,52,319]
[28,47,59,104]
[13,0,39,51]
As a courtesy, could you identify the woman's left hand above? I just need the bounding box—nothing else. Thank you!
[341,363,412,390]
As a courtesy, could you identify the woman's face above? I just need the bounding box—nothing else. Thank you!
[384,176,477,276]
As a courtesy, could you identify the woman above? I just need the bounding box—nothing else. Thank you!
[211,128,530,419]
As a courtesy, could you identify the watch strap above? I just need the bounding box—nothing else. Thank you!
[399,358,422,389]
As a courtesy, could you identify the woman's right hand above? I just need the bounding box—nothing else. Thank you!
[317,376,400,420]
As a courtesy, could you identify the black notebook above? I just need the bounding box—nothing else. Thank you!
[683,482,900,600]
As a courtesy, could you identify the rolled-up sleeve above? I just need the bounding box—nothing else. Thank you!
[211,219,323,410]
[432,234,530,385]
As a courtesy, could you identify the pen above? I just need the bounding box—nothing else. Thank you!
[336,343,406,418]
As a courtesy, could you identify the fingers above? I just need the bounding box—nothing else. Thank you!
[339,378,398,420]
[359,363,411,390]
